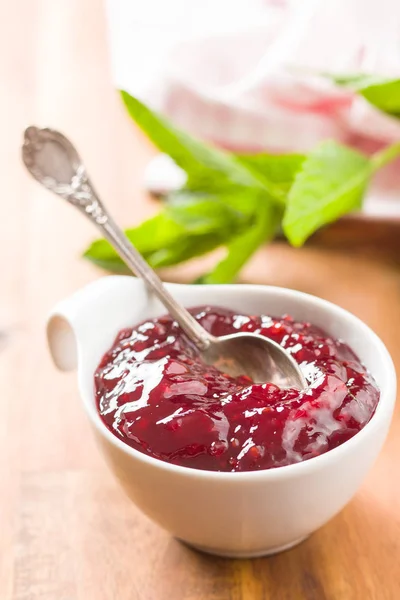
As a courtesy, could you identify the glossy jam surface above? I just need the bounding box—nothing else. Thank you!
[95,306,379,472]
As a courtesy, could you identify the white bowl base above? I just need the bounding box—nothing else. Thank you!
[181,535,309,559]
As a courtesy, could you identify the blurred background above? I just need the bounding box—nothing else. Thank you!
[109,0,400,213]
[1,1,400,598]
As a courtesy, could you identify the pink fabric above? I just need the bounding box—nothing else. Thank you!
[107,0,400,153]
[106,0,400,214]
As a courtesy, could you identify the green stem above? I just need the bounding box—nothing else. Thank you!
[371,141,400,172]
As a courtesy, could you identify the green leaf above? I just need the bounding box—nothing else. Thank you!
[236,153,305,194]
[121,91,268,193]
[371,141,400,171]
[82,255,131,274]
[84,225,223,273]
[322,72,379,88]
[359,79,400,117]
[166,192,249,235]
[145,234,225,268]
[282,141,370,247]
[84,93,400,282]
[166,187,266,217]
[83,212,187,264]
[322,73,400,117]
[83,190,258,273]
[202,201,281,284]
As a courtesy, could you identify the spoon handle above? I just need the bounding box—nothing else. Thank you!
[98,213,212,351]
[22,126,212,351]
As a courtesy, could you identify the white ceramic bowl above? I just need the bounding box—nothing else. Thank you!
[47,276,396,558]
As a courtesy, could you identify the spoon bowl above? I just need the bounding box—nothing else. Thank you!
[22,125,306,389]
[203,331,305,387]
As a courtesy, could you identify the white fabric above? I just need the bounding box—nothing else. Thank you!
[105,0,400,152]
[105,0,400,215]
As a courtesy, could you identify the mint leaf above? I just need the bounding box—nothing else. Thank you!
[83,211,186,270]
[283,141,370,247]
[121,91,267,193]
[202,201,281,284]
[83,190,256,273]
[371,141,400,171]
[236,153,305,194]
[166,187,267,217]
[322,73,400,117]
[143,234,224,268]
[120,91,292,208]
[82,255,131,274]
[323,73,380,87]
[84,93,400,282]
[166,192,249,235]
[358,79,400,117]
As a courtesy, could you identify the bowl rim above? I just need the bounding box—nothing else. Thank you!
[78,280,397,482]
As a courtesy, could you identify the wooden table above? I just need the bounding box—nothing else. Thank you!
[1,1,400,598]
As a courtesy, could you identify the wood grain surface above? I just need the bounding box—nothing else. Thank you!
[1,1,400,598]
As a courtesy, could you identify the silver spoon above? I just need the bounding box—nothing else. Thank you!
[22,126,306,389]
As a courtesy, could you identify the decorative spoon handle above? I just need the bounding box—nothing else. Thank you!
[22,126,212,351]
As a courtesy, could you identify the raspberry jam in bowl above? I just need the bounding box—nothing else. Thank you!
[47,277,396,557]
[95,308,379,473]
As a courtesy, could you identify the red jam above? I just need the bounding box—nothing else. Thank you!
[95,306,379,472]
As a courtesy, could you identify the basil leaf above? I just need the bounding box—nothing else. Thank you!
[282,141,370,247]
